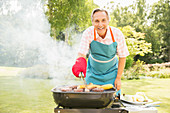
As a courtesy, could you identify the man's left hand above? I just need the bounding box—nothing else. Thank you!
[114,78,121,91]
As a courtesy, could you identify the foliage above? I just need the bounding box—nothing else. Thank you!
[119,26,152,58]
[147,0,170,62]
[145,71,170,78]
[110,0,148,32]
[148,58,164,64]
[45,0,97,42]
[145,64,170,78]
[123,60,147,80]
[109,0,169,63]
[137,0,170,63]
[123,60,170,79]
[125,56,134,69]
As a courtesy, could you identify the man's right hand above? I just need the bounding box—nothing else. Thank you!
[72,57,87,78]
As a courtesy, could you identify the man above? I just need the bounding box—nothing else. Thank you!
[72,8,129,95]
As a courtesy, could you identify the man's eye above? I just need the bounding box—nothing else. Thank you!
[95,20,99,22]
[102,19,106,22]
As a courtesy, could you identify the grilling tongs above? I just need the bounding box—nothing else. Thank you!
[79,72,87,88]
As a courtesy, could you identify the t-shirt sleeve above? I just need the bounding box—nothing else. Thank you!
[78,29,91,55]
[115,28,129,57]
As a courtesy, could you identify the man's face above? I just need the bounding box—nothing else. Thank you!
[92,11,109,38]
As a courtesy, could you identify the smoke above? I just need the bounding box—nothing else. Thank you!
[0,0,81,80]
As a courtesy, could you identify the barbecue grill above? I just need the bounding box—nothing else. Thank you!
[51,86,158,113]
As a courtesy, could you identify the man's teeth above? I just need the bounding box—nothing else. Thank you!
[98,27,104,30]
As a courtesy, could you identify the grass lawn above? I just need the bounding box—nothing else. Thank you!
[121,79,170,113]
[0,66,170,113]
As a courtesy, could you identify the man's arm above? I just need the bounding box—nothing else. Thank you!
[77,53,86,59]
[114,57,126,91]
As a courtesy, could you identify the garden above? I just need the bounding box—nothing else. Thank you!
[0,0,170,113]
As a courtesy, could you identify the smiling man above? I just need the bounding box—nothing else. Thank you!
[72,8,129,95]
[92,9,109,38]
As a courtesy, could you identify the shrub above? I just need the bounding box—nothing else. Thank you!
[146,71,170,78]
[124,60,144,79]
[125,56,134,69]
[149,59,164,64]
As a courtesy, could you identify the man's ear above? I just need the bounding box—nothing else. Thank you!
[92,21,94,26]
[107,20,109,25]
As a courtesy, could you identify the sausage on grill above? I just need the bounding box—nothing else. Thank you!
[60,87,72,92]
[92,88,104,92]
[74,89,83,92]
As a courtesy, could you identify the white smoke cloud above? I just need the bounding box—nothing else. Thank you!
[0,0,81,81]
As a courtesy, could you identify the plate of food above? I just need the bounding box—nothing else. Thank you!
[120,92,153,105]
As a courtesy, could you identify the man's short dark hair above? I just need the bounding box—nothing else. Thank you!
[91,8,110,21]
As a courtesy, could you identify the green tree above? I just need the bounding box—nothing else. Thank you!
[119,26,152,58]
[119,26,152,68]
[46,0,96,43]
[109,0,169,63]
[147,0,170,62]
[110,0,148,32]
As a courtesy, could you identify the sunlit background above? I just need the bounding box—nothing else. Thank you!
[0,0,169,113]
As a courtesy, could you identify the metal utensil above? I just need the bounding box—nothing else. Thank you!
[79,72,87,88]
[142,101,161,108]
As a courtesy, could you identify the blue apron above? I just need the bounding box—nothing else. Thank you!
[85,27,121,95]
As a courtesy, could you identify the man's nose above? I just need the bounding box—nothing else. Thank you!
[98,21,102,26]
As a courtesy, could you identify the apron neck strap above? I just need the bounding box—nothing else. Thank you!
[94,28,97,41]
[94,27,115,42]
[109,27,115,42]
